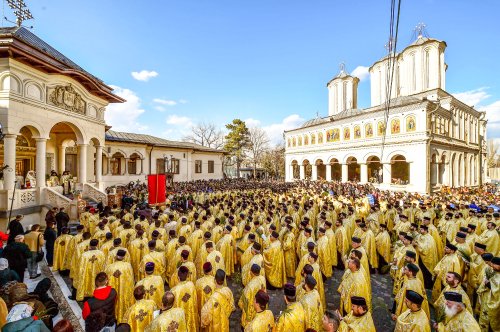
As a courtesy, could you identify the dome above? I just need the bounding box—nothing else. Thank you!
[300,117,328,128]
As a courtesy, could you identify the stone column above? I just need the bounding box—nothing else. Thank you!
[78,144,88,184]
[35,138,47,188]
[326,164,332,181]
[95,146,103,183]
[382,162,392,184]
[58,145,66,174]
[3,134,16,190]
[360,163,368,183]
[299,165,305,180]
[311,164,318,181]
[341,164,348,182]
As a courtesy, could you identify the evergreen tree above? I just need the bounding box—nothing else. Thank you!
[224,119,250,178]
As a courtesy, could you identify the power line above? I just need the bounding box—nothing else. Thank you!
[380,0,402,163]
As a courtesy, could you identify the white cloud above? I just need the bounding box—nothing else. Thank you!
[166,114,194,128]
[244,118,261,127]
[479,100,500,138]
[153,98,177,106]
[351,65,370,82]
[164,115,195,140]
[453,87,490,107]
[179,99,188,104]
[131,70,159,82]
[263,114,305,145]
[105,85,148,132]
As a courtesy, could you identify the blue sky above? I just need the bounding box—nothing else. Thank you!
[11,0,500,143]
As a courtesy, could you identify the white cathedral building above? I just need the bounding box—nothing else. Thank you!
[284,31,487,194]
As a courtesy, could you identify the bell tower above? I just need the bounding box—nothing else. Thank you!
[327,63,359,116]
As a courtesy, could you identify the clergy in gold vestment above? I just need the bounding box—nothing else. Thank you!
[52,228,72,271]
[393,264,430,319]
[466,243,486,299]
[282,225,297,278]
[170,266,199,332]
[122,285,157,331]
[275,283,306,332]
[299,275,324,332]
[145,291,187,332]
[394,290,430,332]
[432,243,461,302]
[139,240,166,280]
[194,234,212,277]
[135,262,165,309]
[324,221,338,267]
[106,239,131,267]
[169,250,197,288]
[375,224,391,269]
[434,291,480,332]
[263,232,286,288]
[205,243,225,277]
[200,269,235,332]
[217,226,235,276]
[335,220,350,268]
[338,258,370,316]
[195,262,216,313]
[317,228,333,278]
[238,264,266,328]
[359,223,378,269]
[76,240,105,301]
[70,232,91,280]
[415,225,438,289]
[478,220,499,255]
[104,249,135,323]
[244,290,275,332]
[242,242,264,286]
[0,297,7,329]
[434,272,472,322]
[128,230,149,281]
[65,226,84,271]
[338,296,376,332]
[481,258,500,332]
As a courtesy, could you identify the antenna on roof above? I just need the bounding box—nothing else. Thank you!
[6,0,33,27]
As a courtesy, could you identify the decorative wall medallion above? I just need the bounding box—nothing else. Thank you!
[47,84,86,114]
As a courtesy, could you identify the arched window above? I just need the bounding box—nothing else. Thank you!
[311,134,316,145]
[128,153,141,175]
[304,135,309,145]
[111,152,125,175]
[292,138,296,147]
[298,137,302,146]
[287,139,291,147]
[391,154,409,184]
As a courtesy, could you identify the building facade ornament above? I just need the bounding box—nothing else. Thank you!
[47,84,86,114]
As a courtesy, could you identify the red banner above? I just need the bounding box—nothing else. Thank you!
[148,174,166,205]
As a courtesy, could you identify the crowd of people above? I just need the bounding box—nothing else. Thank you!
[1,179,499,331]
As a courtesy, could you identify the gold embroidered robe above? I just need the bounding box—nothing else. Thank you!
[238,275,266,328]
[394,309,430,332]
[171,280,198,332]
[275,301,306,332]
[263,240,286,288]
[136,274,165,309]
[200,286,235,332]
[299,289,323,331]
[145,307,187,332]
[122,299,157,331]
[105,261,135,323]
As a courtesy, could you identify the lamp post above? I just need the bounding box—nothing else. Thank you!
[163,154,174,190]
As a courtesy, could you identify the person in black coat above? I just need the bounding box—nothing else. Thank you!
[55,207,70,236]
[1,234,31,282]
[44,222,57,266]
[7,214,25,244]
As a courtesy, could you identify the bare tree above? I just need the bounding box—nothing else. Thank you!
[247,127,270,178]
[261,144,286,180]
[183,122,225,149]
[487,139,499,167]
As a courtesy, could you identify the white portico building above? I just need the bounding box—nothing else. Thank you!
[285,32,487,193]
[0,27,224,228]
